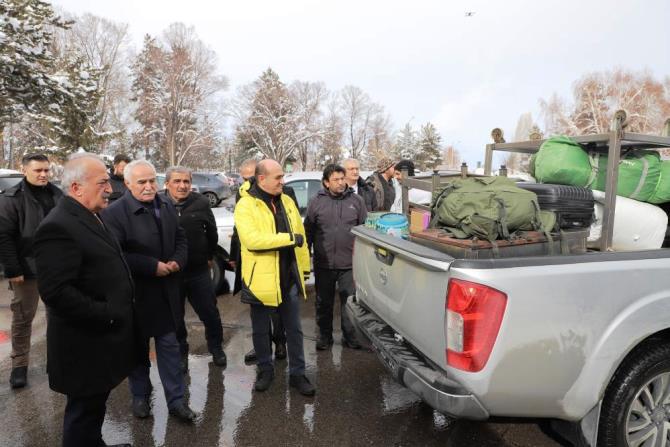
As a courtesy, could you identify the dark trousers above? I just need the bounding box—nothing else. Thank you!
[62,390,110,447]
[129,331,184,409]
[176,269,224,355]
[315,268,357,342]
[269,310,286,345]
[250,284,305,376]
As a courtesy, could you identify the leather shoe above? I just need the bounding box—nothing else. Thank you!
[289,374,316,396]
[131,397,151,419]
[254,369,274,392]
[342,338,362,349]
[169,402,197,423]
[244,348,257,363]
[100,443,132,447]
[274,343,287,360]
[212,350,227,368]
[316,337,333,351]
[9,366,27,389]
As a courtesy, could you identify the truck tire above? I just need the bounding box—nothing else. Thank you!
[598,340,670,447]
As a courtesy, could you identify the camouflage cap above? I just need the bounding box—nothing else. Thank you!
[376,157,395,173]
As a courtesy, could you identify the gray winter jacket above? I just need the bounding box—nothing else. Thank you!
[304,188,367,270]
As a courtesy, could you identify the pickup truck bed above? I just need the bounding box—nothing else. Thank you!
[349,225,670,446]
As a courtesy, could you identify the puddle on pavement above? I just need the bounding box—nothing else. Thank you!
[0,293,559,447]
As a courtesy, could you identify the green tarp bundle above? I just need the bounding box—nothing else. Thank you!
[532,135,670,204]
[534,136,594,187]
[592,151,661,203]
[648,161,670,204]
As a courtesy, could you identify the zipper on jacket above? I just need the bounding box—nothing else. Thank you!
[247,261,257,287]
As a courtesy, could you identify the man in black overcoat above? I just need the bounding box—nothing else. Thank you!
[34,153,138,447]
[101,160,196,423]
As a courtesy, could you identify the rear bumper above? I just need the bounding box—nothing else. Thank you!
[346,300,489,420]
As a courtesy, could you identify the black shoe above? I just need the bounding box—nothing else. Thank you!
[274,343,287,360]
[316,337,333,351]
[212,350,227,368]
[342,338,362,349]
[169,402,197,423]
[254,369,274,392]
[244,348,257,363]
[289,374,316,396]
[100,443,132,447]
[131,397,151,419]
[9,366,27,389]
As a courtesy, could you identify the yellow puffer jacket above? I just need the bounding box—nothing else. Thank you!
[234,188,310,307]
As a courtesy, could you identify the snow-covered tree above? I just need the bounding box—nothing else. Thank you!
[0,0,70,124]
[1,2,111,160]
[131,24,228,169]
[393,122,418,160]
[231,68,326,166]
[55,13,134,154]
[290,80,328,170]
[416,122,442,170]
[314,99,344,168]
[540,69,670,137]
[338,85,391,164]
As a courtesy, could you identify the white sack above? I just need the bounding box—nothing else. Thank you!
[588,190,667,251]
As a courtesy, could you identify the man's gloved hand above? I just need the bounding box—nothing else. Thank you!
[294,234,304,247]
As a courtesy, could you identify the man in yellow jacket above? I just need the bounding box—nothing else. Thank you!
[234,159,314,395]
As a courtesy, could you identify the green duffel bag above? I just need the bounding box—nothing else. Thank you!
[534,136,594,187]
[431,176,554,241]
[649,160,670,204]
[592,150,661,202]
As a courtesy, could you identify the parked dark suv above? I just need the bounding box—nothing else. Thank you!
[192,172,232,207]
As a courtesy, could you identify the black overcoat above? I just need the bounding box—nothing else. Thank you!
[34,196,141,397]
[101,192,187,338]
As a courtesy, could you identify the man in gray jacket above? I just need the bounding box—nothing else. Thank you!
[304,164,367,350]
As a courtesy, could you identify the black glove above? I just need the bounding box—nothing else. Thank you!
[294,234,304,247]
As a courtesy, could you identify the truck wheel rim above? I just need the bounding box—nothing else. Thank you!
[626,372,670,446]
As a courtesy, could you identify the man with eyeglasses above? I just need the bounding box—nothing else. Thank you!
[0,153,62,389]
[342,158,376,212]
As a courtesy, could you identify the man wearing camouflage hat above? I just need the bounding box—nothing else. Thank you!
[366,157,396,211]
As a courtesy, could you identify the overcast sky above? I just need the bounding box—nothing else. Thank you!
[53,0,670,166]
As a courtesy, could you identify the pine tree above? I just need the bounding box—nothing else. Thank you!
[416,122,442,170]
[394,122,418,160]
[0,0,71,124]
[1,1,109,159]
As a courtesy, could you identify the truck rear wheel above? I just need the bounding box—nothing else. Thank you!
[599,340,670,447]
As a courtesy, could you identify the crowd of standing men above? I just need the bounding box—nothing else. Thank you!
[0,150,408,447]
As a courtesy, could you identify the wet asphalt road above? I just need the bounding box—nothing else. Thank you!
[0,284,568,447]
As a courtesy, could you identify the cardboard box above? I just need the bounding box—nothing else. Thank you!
[410,209,431,233]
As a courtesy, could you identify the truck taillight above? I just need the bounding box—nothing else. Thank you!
[445,279,507,372]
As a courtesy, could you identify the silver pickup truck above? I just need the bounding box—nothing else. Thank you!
[347,122,670,447]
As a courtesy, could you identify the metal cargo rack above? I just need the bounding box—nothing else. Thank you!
[401,111,670,252]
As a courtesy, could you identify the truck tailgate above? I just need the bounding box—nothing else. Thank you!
[352,226,454,368]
